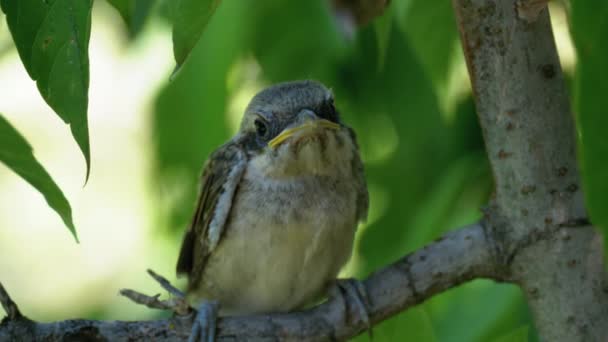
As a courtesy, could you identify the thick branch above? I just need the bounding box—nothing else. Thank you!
[452,0,608,340]
[1,223,497,341]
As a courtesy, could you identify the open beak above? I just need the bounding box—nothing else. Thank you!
[268,119,340,149]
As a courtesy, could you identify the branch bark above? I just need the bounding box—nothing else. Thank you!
[452,0,608,340]
[1,223,498,341]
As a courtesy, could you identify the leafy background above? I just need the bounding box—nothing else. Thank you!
[0,1,600,341]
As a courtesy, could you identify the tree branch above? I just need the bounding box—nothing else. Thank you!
[1,223,498,341]
[452,0,608,340]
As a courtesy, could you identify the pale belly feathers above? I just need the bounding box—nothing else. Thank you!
[192,167,359,315]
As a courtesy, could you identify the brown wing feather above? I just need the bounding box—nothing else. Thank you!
[347,127,369,222]
[175,143,247,289]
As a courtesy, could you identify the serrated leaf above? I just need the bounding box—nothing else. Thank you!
[106,0,156,38]
[570,0,608,251]
[0,114,77,241]
[171,0,221,69]
[1,0,92,181]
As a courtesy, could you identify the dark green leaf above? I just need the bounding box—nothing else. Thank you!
[1,0,92,181]
[250,0,345,82]
[492,326,529,342]
[154,0,248,230]
[171,0,221,69]
[374,7,393,70]
[107,0,156,38]
[0,114,77,241]
[570,0,608,250]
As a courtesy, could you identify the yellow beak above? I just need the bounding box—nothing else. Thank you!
[268,119,340,149]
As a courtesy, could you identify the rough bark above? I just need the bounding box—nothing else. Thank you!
[452,0,608,340]
[1,224,497,341]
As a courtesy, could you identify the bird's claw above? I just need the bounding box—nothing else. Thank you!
[332,278,373,338]
[189,300,220,342]
[120,269,190,316]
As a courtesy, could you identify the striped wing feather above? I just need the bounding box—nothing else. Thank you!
[176,143,247,290]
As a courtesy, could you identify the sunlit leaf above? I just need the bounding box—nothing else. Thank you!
[171,0,221,69]
[570,0,608,252]
[107,0,156,38]
[1,0,92,181]
[0,114,77,241]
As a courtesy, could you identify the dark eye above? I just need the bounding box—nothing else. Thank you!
[254,119,269,138]
[320,98,338,122]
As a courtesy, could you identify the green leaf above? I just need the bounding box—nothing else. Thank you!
[428,280,531,342]
[395,0,459,92]
[107,0,156,38]
[492,326,529,342]
[570,0,608,250]
[171,0,221,69]
[0,114,77,241]
[154,0,248,231]
[374,7,393,71]
[249,0,345,82]
[352,306,437,342]
[1,0,92,181]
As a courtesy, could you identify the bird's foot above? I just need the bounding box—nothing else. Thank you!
[188,300,220,342]
[119,269,190,316]
[331,278,373,338]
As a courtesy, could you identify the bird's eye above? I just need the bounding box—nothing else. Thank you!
[319,98,338,123]
[254,119,269,138]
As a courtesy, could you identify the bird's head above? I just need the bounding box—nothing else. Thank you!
[235,80,359,178]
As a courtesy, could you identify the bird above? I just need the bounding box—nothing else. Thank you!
[176,80,369,341]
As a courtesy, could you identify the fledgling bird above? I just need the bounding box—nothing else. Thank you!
[176,80,369,341]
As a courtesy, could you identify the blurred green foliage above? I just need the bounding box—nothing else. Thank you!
[570,0,608,254]
[3,0,606,340]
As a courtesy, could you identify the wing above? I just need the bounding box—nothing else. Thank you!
[176,142,247,289]
[348,127,369,223]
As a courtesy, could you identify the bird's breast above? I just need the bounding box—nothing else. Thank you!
[193,168,359,315]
